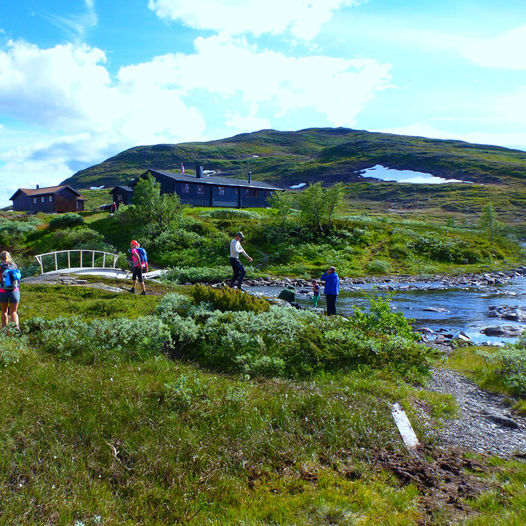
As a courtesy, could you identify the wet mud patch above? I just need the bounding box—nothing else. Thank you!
[376,448,492,523]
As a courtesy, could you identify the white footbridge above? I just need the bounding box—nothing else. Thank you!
[34,249,166,279]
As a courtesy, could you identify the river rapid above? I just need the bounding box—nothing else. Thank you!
[246,272,526,345]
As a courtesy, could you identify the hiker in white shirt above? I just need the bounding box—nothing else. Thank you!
[229,231,252,289]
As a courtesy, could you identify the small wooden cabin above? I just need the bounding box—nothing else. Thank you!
[109,185,134,206]
[134,167,282,208]
[10,185,86,213]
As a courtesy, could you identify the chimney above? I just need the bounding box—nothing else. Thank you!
[248,171,252,184]
[195,164,203,179]
[36,184,40,189]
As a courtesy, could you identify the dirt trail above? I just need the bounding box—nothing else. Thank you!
[426,367,526,458]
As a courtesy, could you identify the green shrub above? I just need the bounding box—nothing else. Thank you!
[192,284,270,313]
[0,333,25,366]
[366,259,392,275]
[477,335,526,396]
[48,213,84,230]
[350,294,419,342]
[26,316,171,364]
[200,209,261,220]
[165,266,236,284]
[0,217,40,249]
[164,374,209,411]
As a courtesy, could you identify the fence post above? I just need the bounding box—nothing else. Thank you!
[67,251,71,268]
[35,255,43,274]
[80,251,83,268]
[103,253,106,268]
[54,252,58,271]
[92,251,95,267]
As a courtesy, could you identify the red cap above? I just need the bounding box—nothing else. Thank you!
[130,240,139,247]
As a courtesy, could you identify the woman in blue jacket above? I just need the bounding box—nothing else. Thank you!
[321,266,339,315]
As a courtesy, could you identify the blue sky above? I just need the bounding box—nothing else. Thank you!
[0,0,525,206]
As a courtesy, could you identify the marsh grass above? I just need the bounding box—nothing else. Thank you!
[0,345,444,525]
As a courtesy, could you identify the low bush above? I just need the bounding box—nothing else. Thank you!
[200,208,261,220]
[0,332,25,366]
[477,335,526,396]
[0,217,40,249]
[366,259,392,275]
[192,284,270,313]
[165,266,239,283]
[156,298,433,378]
[48,213,84,230]
[26,316,171,364]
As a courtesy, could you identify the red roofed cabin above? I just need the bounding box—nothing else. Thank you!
[10,185,86,213]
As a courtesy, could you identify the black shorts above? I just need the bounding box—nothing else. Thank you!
[132,266,143,283]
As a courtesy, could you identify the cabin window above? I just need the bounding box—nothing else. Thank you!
[217,186,225,196]
[49,195,53,202]
[245,188,258,198]
[197,184,204,195]
[41,196,45,203]
[33,197,37,204]
[182,183,190,194]
[77,201,81,209]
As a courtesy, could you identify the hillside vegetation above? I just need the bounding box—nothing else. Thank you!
[63,127,526,189]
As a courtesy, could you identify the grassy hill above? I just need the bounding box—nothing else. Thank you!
[62,127,526,189]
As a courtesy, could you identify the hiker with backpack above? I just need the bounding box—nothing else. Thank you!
[0,251,22,332]
[129,240,148,295]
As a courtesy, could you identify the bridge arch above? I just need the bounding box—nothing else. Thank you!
[35,249,120,275]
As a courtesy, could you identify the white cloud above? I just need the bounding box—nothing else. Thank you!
[0,34,390,206]
[148,0,359,39]
[35,0,99,42]
[381,123,526,152]
[225,108,271,133]
[394,23,526,71]
[461,24,526,70]
[118,34,392,127]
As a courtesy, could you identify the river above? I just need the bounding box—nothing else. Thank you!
[246,276,526,345]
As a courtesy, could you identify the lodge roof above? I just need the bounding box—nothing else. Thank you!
[109,185,133,193]
[140,169,282,191]
[9,185,86,201]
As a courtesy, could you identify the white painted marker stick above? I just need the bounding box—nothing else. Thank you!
[391,403,419,450]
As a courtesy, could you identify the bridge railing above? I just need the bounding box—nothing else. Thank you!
[35,249,119,274]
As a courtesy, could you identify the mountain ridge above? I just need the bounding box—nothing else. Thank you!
[62,127,526,189]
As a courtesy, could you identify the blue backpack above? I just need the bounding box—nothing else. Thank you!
[136,247,148,265]
[1,264,21,291]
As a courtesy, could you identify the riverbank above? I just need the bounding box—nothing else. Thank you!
[234,266,526,290]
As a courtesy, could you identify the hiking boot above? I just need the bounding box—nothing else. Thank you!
[140,291,147,296]
[128,288,135,294]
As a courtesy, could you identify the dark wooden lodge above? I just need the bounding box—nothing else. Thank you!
[109,185,134,205]
[10,185,86,213]
[134,166,282,208]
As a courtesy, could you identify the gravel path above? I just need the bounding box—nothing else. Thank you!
[427,367,526,458]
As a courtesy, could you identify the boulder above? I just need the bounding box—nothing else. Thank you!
[480,325,525,338]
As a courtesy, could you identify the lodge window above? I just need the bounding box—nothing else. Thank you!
[182,183,190,194]
[197,184,204,195]
[217,186,225,196]
[245,188,258,198]
[49,196,53,202]
[41,196,45,203]
[33,197,37,204]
